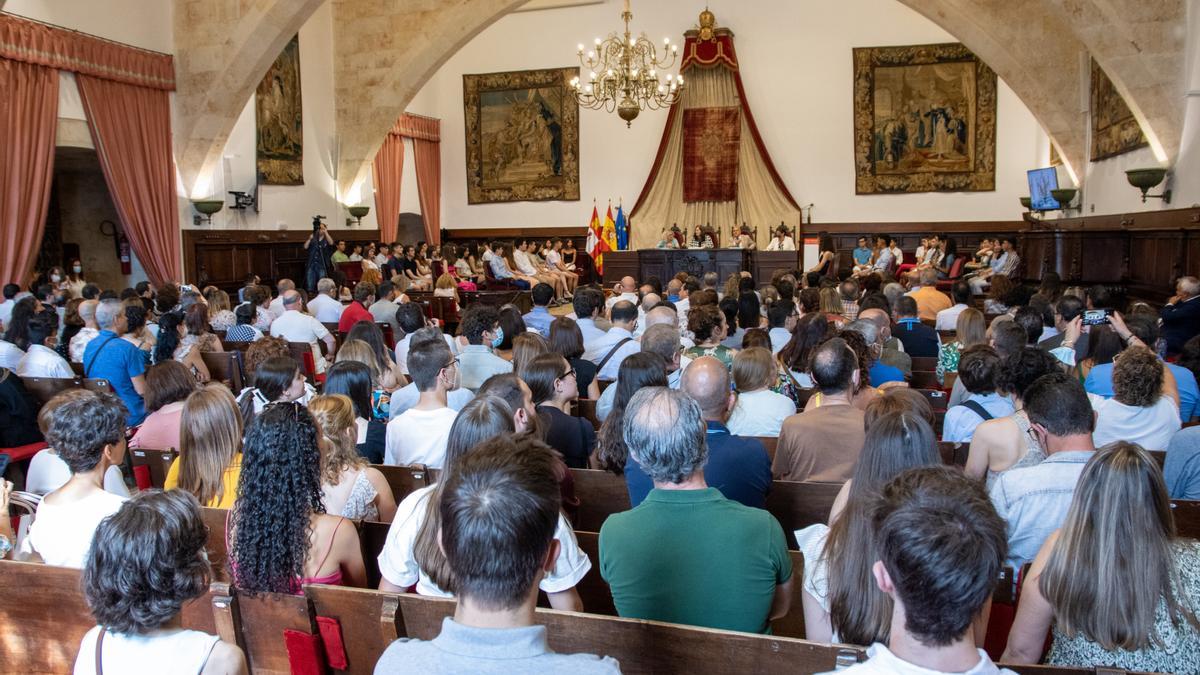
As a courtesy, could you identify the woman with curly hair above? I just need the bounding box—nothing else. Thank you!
[75,490,246,674]
[121,303,156,362]
[378,394,589,612]
[1090,346,1181,451]
[683,304,736,369]
[152,312,210,383]
[595,352,668,475]
[229,402,366,594]
[309,394,396,522]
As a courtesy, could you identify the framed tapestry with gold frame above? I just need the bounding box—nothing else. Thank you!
[1090,58,1147,161]
[853,43,996,194]
[464,67,580,204]
[256,34,303,186]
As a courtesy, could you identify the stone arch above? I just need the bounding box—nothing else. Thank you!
[329,0,530,199]
[173,0,327,194]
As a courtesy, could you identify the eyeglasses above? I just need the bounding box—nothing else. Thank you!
[558,368,576,380]
[444,356,460,370]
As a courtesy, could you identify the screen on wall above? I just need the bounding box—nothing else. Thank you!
[1027,167,1060,210]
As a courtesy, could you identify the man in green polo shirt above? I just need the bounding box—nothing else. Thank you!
[330,239,350,264]
[599,386,793,634]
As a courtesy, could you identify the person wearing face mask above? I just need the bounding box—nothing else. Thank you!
[385,340,461,468]
[63,259,87,299]
[15,311,73,378]
[456,305,513,391]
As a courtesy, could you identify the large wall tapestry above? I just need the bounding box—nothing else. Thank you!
[1090,59,1146,161]
[683,106,741,202]
[464,67,580,204]
[256,35,303,185]
[853,43,996,194]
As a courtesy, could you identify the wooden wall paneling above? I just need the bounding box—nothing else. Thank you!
[183,229,383,290]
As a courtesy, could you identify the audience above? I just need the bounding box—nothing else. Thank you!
[388,327,475,420]
[727,346,797,437]
[600,387,792,633]
[345,320,404,394]
[129,361,197,450]
[270,290,336,373]
[523,282,556,337]
[684,304,736,370]
[778,312,829,388]
[767,299,798,353]
[935,280,971,330]
[526,353,595,469]
[375,432,616,673]
[548,316,601,399]
[236,354,309,426]
[18,391,128,567]
[1085,314,1197,423]
[1161,276,1200,356]
[907,268,952,321]
[774,338,867,481]
[69,299,100,363]
[596,322,683,422]
[590,300,640,381]
[378,395,588,610]
[308,277,344,323]
[164,385,243,509]
[825,466,1010,675]
[990,372,1097,567]
[1090,345,1181,451]
[1003,442,1200,672]
[75,490,246,674]
[309,394,397,522]
[153,311,210,382]
[16,311,72,378]
[385,339,459,468]
[892,296,939,358]
[229,402,367,592]
[322,360,388,463]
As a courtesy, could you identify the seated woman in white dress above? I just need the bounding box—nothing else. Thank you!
[74,490,246,675]
[309,394,397,522]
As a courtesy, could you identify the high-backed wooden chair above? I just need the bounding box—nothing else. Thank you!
[128,446,177,490]
[20,376,81,406]
[201,350,245,392]
[211,582,319,675]
[373,463,434,504]
[305,584,403,674]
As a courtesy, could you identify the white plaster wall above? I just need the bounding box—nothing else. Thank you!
[412,0,1049,230]
[4,0,174,53]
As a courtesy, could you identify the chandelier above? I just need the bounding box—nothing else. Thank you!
[569,0,684,127]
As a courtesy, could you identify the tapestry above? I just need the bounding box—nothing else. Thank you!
[1091,59,1146,161]
[464,67,580,203]
[853,43,996,194]
[682,106,741,202]
[256,35,303,185]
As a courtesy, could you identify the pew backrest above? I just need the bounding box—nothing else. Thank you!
[571,468,631,532]
[373,463,433,504]
[128,446,178,490]
[21,376,81,406]
[212,582,317,675]
[201,350,245,392]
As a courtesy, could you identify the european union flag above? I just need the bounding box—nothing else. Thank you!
[614,205,629,250]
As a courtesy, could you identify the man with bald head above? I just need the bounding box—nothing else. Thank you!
[268,278,296,318]
[69,299,100,362]
[601,386,792,634]
[773,337,867,481]
[624,355,771,508]
[633,292,660,338]
[606,276,639,312]
[270,289,336,372]
[644,304,695,349]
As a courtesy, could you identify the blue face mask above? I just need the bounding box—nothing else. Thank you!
[491,327,505,348]
[667,294,679,303]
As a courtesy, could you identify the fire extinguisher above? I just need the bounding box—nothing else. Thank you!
[101,220,132,275]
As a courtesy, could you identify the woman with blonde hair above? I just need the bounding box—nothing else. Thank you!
[164,385,244,509]
[308,394,396,522]
[1003,441,1200,671]
[819,286,845,324]
[726,347,796,437]
[205,288,236,331]
[512,332,549,378]
[937,307,986,385]
[335,339,394,417]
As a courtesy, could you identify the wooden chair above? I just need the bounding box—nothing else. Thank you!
[211,582,319,675]
[572,398,600,430]
[916,388,949,412]
[938,441,968,467]
[305,584,403,674]
[910,356,938,372]
[373,463,434,504]
[128,446,177,490]
[20,376,81,406]
[202,507,231,580]
[571,468,632,532]
[764,480,843,549]
[201,350,245,392]
[937,330,957,343]
[909,370,941,390]
[357,520,392,589]
[286,341,319,381]
[82,378,113,394]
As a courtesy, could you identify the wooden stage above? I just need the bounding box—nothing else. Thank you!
[602,249,800,285]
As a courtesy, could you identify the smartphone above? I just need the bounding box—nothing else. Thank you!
[1082,309,1112,326]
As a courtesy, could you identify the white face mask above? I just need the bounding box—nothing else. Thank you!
[50,274,62,283]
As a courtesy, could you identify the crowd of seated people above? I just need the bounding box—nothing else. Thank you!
[2,244,1200,674]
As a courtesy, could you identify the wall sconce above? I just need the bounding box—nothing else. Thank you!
[346,205,370,227]
[191,199,223,226]
[1125,168,1171,204]
[1050,188,1078,212]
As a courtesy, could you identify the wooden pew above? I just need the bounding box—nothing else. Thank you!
[211,582,318,675]
[571,468,631,532]
[201,350,245,392]
[202,506,231,580]
[938,441,968,467]
[305,584,402,674]
[910,356,938,372]
[286,341,319,380]
[568,530,618,618]
[1173,499,1200,539]
[909,370,941,390]
[359,519,392,589]
[916,388,949,411]
[82,378,113,394]
[222,339,252,352]
[765,480,844,549]
[20,375,81,406]
[128,446,178,490]
[372,463,433,504]
[573,398,600,430]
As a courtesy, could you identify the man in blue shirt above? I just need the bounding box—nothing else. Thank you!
[1084,314,1197,422]
[852,236,873,266]
[82,299,147,425]
[522,283,555,337]
[847,318,905,386]
[892,296,939,358]
[624,356,771,508]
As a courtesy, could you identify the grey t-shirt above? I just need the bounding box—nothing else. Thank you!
[374,617,621,674]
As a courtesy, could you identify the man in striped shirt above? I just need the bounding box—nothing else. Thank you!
[968,237,1020,294]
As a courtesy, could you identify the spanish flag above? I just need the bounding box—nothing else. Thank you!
[586,205,608,274]
[602,204,618,255]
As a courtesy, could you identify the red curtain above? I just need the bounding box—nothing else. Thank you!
[77,74,180,286]
[371,133,404,244]
[0,58,58,286]
[412,137,440,246]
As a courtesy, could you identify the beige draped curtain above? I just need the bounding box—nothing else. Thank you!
[630,66,800,250]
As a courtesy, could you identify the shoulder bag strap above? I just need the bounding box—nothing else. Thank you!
[84,336,118,378]
[94,626,107,675]
[956,399,994,421]
[596,337,634,373]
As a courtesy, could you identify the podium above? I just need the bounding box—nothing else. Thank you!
[603,248,799,285]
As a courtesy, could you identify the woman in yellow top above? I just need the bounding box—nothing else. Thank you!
[164,385,243,509]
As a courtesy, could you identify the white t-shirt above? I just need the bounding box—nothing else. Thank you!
[0,339,27,370]
[822,644,1016,675]
[1089,394,1181,451]
[16,344,74,378]
[270,309,332,373]
[512,250,539,276]
[307,294,345,323]
[378,484,591,596]
[726,389,796,437]
[389,383,474,420]
[26,450,129,497]
[393,333,458,375]
[20,489,127,568]
[385,407,459,467]
[74,626,220,675]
